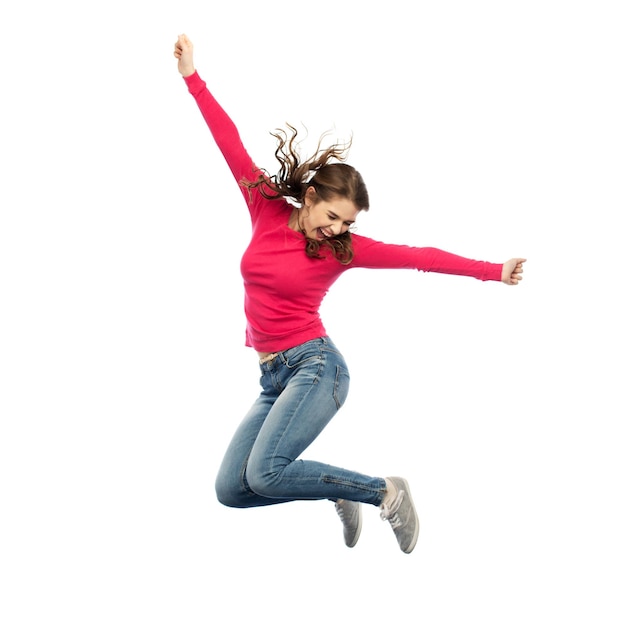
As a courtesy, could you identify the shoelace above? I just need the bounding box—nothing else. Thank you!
[380,490,406,529]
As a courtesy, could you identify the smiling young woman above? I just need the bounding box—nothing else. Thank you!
[174,33,526,554]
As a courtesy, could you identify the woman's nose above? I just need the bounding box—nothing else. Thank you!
[330,221,346,235]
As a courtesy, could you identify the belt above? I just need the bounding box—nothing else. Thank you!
[259,352,279,365]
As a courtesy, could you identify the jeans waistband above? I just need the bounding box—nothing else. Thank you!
[258,337,335,365]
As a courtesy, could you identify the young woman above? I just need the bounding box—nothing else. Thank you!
[173,34,525,554]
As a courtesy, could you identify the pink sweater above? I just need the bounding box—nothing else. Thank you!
[184,72,503,352]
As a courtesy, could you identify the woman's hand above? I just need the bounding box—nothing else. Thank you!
[501,258,527,285]
[174,34,195,77]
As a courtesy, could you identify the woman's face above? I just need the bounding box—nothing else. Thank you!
[298,187,359,240]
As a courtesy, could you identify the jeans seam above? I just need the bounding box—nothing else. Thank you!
[332,365,349,409]
[322,474,384,498]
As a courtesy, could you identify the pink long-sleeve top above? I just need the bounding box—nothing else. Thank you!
[184,71,503,353]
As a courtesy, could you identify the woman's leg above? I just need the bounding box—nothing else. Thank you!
[215,337,417,552]
[215,390,294,508]
[245,338,386,506]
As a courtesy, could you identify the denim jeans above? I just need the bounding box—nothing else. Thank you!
[215,337,386,508]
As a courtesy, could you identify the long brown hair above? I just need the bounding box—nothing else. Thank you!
[242,124,369,264]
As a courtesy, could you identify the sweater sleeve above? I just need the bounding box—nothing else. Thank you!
[351,235,503,281]
[183,71,260,200]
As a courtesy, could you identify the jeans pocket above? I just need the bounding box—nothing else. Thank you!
[283,340,323,369]
[333,364,350,409]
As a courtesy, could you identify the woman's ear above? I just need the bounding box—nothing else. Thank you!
[304,185,317,206]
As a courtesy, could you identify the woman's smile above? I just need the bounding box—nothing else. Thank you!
[318,227,333,239]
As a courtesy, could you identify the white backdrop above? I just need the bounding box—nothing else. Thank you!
[1,1,625,624]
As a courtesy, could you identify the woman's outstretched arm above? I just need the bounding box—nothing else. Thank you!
[173,34,259,201]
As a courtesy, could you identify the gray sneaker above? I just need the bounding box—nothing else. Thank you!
[334,499,362,548]
[380,477,419,554]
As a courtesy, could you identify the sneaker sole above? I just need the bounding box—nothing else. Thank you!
[346,503,362,548]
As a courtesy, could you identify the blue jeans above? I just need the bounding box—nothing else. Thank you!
[215,337,386,508]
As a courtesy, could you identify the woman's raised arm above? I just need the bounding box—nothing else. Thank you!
[173,34,259,198]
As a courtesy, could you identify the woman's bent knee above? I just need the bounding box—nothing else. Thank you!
[215,477,249,508]
[246,465,287,499]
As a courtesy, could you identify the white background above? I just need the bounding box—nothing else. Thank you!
[1,1,625,624]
